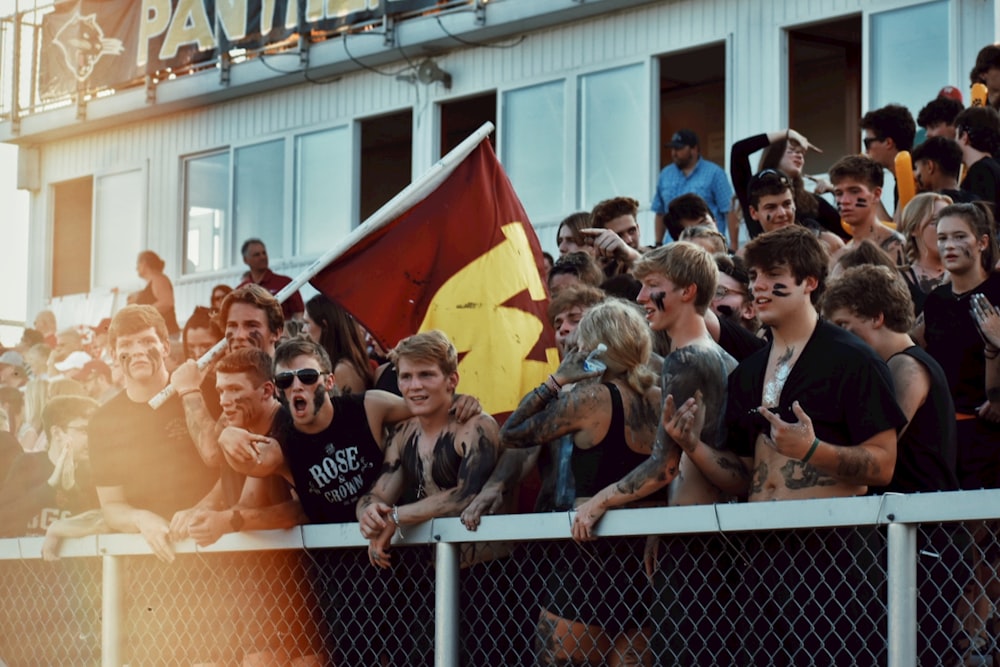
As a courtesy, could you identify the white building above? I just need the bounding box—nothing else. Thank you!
[0,0,994,324]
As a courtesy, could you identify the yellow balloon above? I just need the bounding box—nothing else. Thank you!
[894,151,916,213]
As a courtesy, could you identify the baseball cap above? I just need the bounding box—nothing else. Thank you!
[938,86,963,103]
[54,350,93,373]
[73,358,111,382]
[0,350,24,368]
[669,129,699,149]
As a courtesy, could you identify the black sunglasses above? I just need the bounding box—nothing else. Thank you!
[274,368,326,390]
[862,136,883,149]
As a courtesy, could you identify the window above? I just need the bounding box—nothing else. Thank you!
[94,169,145,290]
[870,1,949,115]
[296,126,352,254]
[233,139,284,265]
[183,152,229,275]
[579,64,646,209]
[502,81,565,223]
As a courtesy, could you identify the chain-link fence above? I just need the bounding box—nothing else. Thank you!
[3,493,1000,666]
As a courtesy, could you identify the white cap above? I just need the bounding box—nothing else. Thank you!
[54,350,93,373]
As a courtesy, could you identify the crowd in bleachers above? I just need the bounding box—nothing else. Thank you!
[8,45,1000,666]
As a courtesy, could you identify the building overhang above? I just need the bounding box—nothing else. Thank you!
[0,0,665,147]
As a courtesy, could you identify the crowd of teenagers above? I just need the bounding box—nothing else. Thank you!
[7,44,1000,666]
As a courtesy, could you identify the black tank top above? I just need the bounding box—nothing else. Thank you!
[570,382,649,499]
[875,346,959,493]
[136,281,180,335]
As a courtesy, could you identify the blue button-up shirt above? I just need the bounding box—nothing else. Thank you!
[651,158,733,238]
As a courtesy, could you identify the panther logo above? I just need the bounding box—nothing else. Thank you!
[53,11,124,82]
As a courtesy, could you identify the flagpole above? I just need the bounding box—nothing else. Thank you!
[149,121,496,408]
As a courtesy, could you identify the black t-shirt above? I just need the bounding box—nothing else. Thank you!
[272,394,383,524]
[717,316,767,363]
[939,187,978,204]
[923,272,1000,413]
[961,157,1000,213]
[0,453,99,536]
[727,320,907,458]
[88,391,219,519]
[874,346,959,494]
[0,431,21,486]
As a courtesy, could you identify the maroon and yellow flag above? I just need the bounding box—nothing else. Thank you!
[310,139,559,418]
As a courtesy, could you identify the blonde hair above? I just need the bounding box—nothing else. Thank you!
[390,330,458,376]
[898,192,953,263]
[633,242,719,314]
[23,378,48,433]
[575,299,655,395]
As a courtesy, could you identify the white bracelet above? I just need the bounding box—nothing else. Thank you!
[392,505,403,539]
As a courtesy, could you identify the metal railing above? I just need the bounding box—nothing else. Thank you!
[2,490,1000,666]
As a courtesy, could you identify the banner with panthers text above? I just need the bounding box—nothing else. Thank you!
[38,0,456,100]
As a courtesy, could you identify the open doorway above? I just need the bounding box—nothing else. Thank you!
[440,92,496,158]
[657,44,727,171]
[360,110,413,222]
[788,16,862,175]
[52,176,93,297]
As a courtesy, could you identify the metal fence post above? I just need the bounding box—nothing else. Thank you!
[435,542,459,667]
[886,522,917,667]
[102,554,123,667]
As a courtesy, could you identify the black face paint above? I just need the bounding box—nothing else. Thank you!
[855,197,869,208]
[651,291,666,311]
[312,384,326,416]
[248,330,265,349]
[765,214,772,223]
[119,346,163,379]
[771,283,791,298]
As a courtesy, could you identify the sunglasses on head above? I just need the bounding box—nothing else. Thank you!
[274,368,326,390]
[751,169,791,186]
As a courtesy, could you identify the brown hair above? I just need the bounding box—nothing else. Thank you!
[822,265,915,333]
[743,226,830,304]
[829,154,885,190]
[108,305,169,351]
[218,284,284,336]
[547,285,606,327]
[216,348,274,388]
[590,197,640,229]
[273,338,333,374]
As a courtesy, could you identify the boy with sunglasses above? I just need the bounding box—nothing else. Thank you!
[221,337,481,525]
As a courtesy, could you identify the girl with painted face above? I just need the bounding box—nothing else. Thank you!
[915,200,1000,666]
[914,202,1000,492]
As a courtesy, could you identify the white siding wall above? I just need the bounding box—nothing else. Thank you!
[25,0,993,323]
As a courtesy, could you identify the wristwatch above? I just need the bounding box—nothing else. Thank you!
[230,509,245,532]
